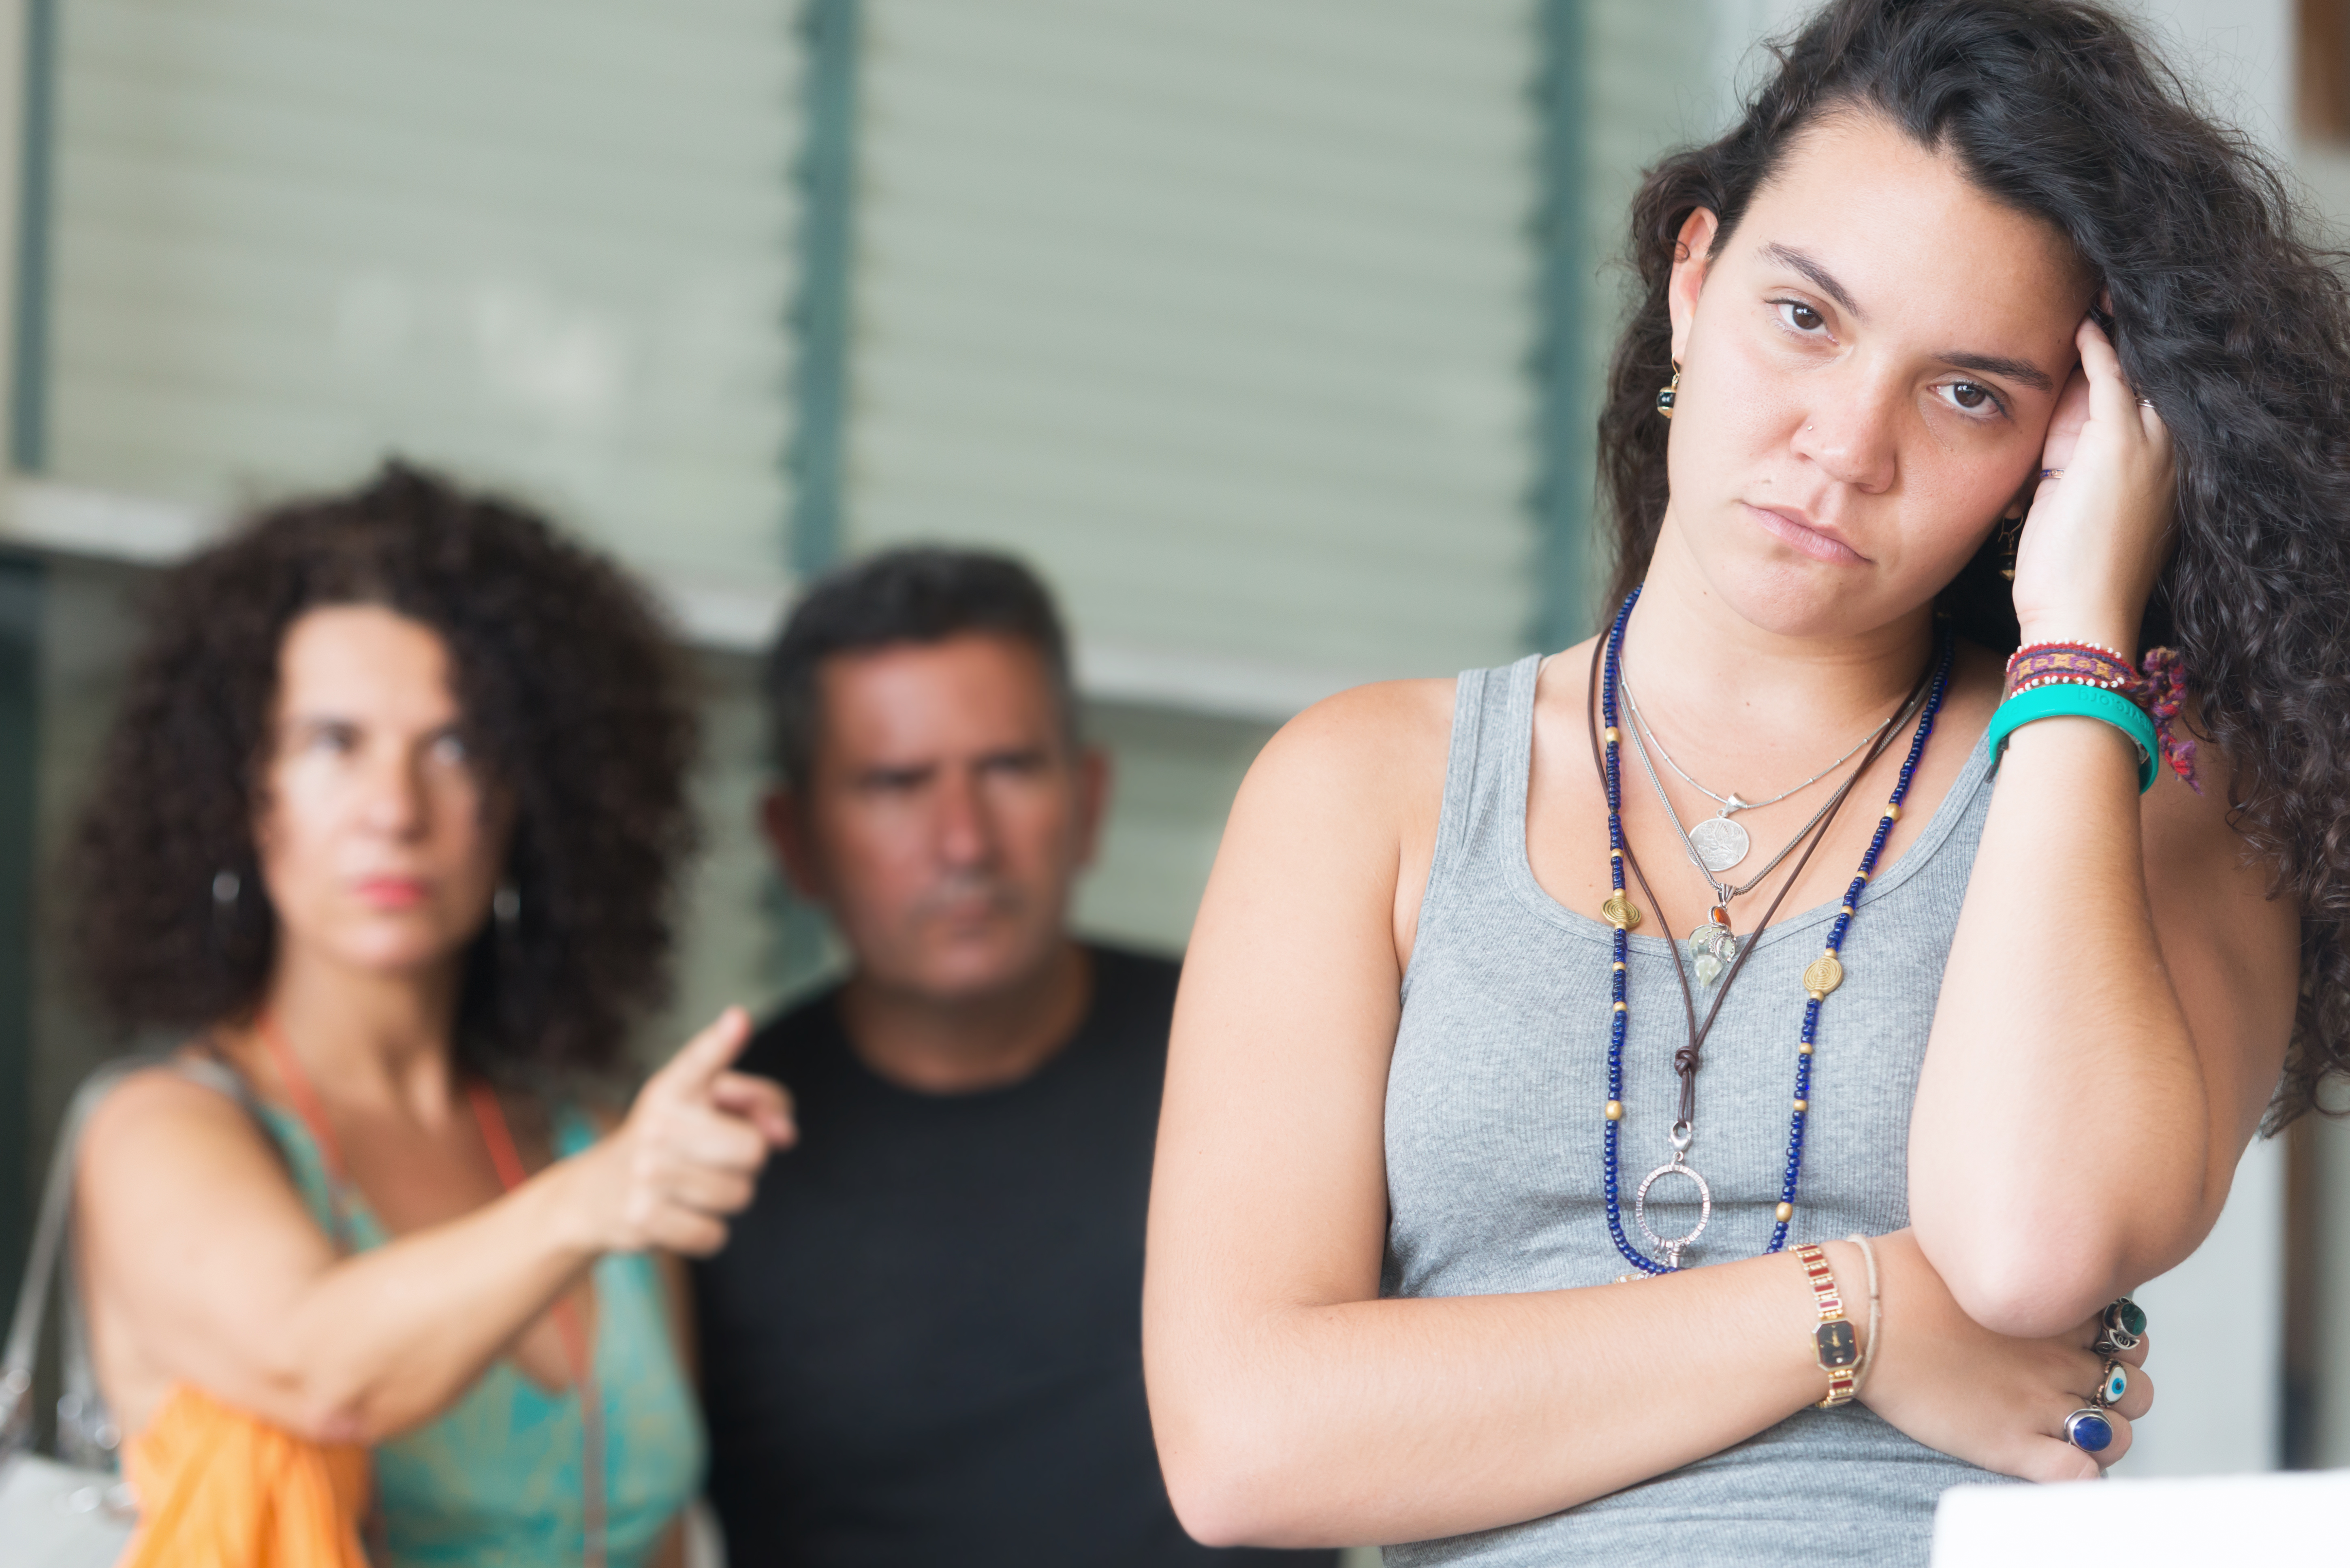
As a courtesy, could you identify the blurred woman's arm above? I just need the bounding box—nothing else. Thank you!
[79,1009,788,1444]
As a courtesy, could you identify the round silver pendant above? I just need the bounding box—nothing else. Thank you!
[1634,1156,1713,1270]
[1686,814,1750,873]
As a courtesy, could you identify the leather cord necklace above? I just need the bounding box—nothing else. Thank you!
[1581,630,1930,1141]
[1579,595,1947,1273]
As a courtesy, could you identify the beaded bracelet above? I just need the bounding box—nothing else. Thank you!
[1989,681,2160,792]
[2005,643,2136,696]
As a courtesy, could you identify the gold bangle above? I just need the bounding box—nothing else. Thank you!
[1794,1242,1859,1408]
[1845,1233,1882,1398]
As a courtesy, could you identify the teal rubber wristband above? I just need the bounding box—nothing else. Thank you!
[1988,682,2158,793]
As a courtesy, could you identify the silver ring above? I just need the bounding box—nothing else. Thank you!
[2136,396,2156,409]
[2039,467,2064,481]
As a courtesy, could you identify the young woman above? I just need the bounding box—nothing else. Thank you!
[70,465,792,1565]
[1145,1,2337,1561]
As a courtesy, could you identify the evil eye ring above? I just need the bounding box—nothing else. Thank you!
[2064,1407,2116,1455]
[2094,1359,2129,1409]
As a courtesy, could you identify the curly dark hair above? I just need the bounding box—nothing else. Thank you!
[1594,0,2350,1124]
[67,461,698,1077]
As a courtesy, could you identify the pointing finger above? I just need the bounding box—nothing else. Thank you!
[653,1007,754,1099]
[711,1072,797,1148]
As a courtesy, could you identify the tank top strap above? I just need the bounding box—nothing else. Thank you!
[1405,653,1544,999]
[549,1101,603,1160]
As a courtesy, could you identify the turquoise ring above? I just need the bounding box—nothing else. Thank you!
[2095,1360,2129,1408]
[2065,1408,2115,1454]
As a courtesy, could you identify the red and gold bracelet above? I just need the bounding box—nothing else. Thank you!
[2004,642,2136,697]
[1794,1242,1860,1408]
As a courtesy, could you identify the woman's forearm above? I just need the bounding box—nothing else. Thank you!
[1147,1244,1848,1548]
[1910,715,2213,1333]
[235,1151,604,1441]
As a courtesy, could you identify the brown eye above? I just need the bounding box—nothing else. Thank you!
[1950,382,1991,410]
[1777,300,1825,333]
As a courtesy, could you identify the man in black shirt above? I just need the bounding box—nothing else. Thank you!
[696,548,1334,1568]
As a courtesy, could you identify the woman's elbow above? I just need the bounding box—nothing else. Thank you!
[1150,1366,1327,1548]
[1916,1208,2138,1338]
[1158,1425,1322,1550]
[250,1348,403,1447]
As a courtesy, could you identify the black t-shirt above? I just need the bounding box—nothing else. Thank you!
[695,944,1335,1568]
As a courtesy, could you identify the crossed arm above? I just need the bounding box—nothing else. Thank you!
[1143,681,2215,1549]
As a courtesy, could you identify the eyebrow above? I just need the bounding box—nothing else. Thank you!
[1761,243,1865,319]
[1937,349,2055,393]
[1759,242,2057,393]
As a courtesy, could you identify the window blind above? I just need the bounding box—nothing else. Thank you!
[845,0,1546,706]
[40,0,799,595]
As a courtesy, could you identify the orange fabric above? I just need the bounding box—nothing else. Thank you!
[118,1383,371,1568]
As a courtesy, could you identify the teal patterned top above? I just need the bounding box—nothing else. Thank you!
[255,1100,705,1568]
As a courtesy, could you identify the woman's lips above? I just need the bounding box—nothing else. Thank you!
[1741,502,1867,565]
[353,877,429,909]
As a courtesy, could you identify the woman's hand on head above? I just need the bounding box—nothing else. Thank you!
[1860,1230,2151,1482]
[567,1007,796,1257]
[2008,312,2176,651]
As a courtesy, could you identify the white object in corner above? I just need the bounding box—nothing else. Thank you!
[1933,1470,2350,1564]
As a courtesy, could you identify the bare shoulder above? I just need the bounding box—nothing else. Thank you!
[83,1062,262,1166]
[1241,676,1457,819]
[79,1060,293,1216]
[1263,676,1457,765]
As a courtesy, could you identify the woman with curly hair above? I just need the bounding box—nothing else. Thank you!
[68,463,792,1565]
[1147,0,2325,1561]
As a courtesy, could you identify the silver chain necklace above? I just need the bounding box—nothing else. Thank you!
[1620,672,1929,987]
[1619,672,1905,875]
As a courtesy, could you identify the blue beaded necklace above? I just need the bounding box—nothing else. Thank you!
[1596,587,1955,1275]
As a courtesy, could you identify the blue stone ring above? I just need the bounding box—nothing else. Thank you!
[2094,1359,2130,1408]
[2065,1407,2116,1454]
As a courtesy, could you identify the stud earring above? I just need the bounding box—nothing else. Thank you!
[493,883,521,928]
[211,869,240,907]
[1656,361,1681,419]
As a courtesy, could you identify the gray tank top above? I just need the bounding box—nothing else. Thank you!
[1380,653,2012,1566]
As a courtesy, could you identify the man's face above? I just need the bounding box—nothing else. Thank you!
[765,633,1106,1004]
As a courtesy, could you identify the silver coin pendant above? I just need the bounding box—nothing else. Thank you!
[1686,814,1750,873]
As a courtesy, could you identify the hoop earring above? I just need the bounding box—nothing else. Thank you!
[1656,361,1681,420]
[1997,509,2025,582]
